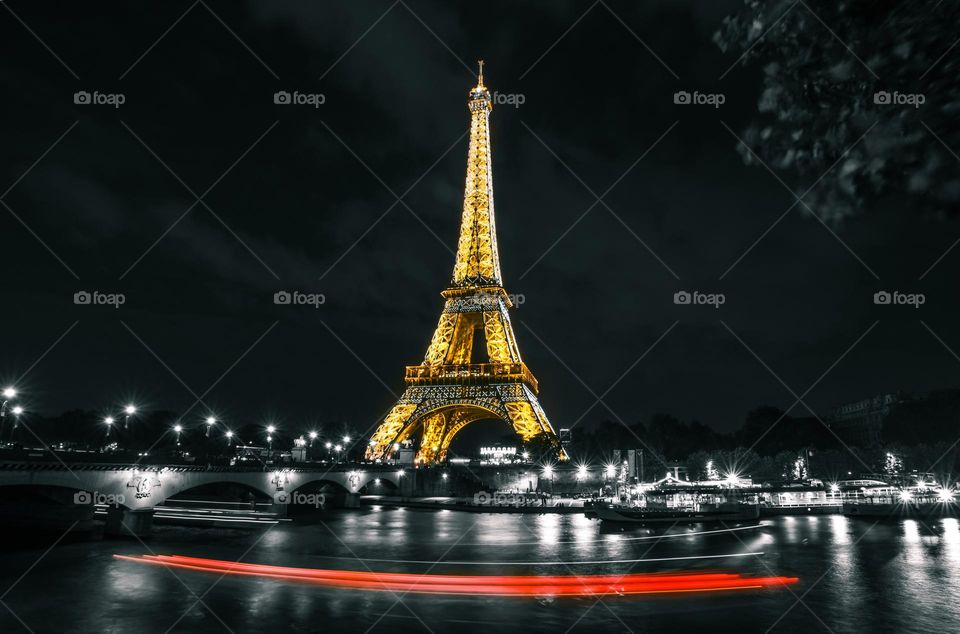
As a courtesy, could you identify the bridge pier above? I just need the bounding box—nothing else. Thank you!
[105,507,155,538]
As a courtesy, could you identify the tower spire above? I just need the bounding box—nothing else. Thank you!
[452,63,502,287]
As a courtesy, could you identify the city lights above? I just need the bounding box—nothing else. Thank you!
[104,416,115,426]
[576,464,588,480]
[11,405,23,415]
[899,490,913,503]
[173,424,183,433]
[938,488,955,503]
[2,387,16,399]
[206,416,217,426]
[266,424,276,434]
[124,404,137,416]
[309,431,318,439]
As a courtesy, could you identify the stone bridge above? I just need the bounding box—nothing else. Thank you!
[0,461,410,535]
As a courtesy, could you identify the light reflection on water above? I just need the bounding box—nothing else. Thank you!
[2,509,960,632]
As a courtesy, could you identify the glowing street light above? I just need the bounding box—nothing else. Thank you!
[442,473,448,480]
[938,488,955,503]
[9,405,23,438]
[205,416,217,438]
[604,464,616,479]
[899,490,913,503]
[104,416,115,437]
[225,430,235,446]
[173,423,183,445]
[308,431,318,447]
[1,386,16,424]
[576,464,588,481]
[343,435,351,444]
[123,404,137,430]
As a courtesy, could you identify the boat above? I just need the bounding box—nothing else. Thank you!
[593,502,759,524]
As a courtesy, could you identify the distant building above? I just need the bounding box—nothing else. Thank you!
[827,393,902,446]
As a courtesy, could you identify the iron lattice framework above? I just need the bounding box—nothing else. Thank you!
[366,66,562,465]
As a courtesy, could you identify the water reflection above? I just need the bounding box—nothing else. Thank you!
[3,512,960,632]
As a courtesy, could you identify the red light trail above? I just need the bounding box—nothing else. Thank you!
[115,554,798,597]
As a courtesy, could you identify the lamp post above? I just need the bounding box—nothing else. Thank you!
[9,405,23,442]
[1,386,16,422]
[123,404,137,430]
[266,425,276,451]
[173,423,183,445]
[308,431,318,447]
[104,416,115,439]
[542,464,554,498]
[225,430,234,449]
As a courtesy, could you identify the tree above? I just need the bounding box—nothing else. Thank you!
[715,0,960,222]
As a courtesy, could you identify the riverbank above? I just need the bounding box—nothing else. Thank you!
[360,494,588,514]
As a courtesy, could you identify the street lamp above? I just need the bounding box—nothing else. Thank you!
[266,425,276,450]
[123,404,137,430]
[9,405,23,440]
[343,435,351,444]
[225,430,234,445]
[1,386,16,420]
[308,431,318,446]
[205,416,217,438]
[104,416,115,437]
[173,424,183,445]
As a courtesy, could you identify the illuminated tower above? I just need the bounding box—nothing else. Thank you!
[365,63,562,465]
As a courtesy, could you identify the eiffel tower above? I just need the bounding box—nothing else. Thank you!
[366,63,562,465]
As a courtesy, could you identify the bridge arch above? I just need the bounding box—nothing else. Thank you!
[393,403,508,463]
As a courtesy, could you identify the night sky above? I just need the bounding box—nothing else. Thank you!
[3,1,959,447]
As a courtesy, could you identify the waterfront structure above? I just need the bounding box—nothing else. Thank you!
[827,393,901,446]
[366,64,561,465]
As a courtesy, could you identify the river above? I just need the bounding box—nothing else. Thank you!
[2,509,959,633]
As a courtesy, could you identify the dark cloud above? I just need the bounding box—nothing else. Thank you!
[2,1,959,441]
